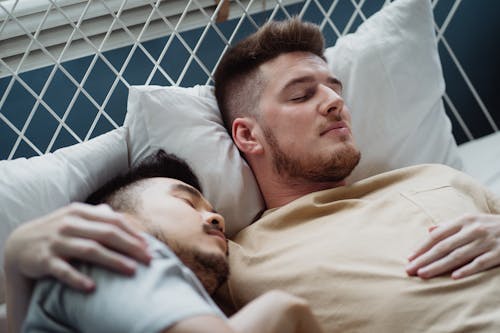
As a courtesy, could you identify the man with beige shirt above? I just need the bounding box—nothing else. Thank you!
[213,18,500,332]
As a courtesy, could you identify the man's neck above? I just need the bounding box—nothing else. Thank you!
[258,174,346,209]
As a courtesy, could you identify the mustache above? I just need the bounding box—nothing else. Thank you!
[203,223,224,234]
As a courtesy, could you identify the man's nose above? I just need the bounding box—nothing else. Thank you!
[204,211,225,233]
[318,84,344,117]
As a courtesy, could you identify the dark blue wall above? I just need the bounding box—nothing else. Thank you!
[434,0,500,142]
[1,0,498,159]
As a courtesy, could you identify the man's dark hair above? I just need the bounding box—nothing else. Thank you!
[214,17,325,134]
[86,149,201,213]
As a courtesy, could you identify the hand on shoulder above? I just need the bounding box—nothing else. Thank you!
[4,203,152,290]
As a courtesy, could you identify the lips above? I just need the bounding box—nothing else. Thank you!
[207,229,227,252]
[207,229,226,242]
[320,121,349,136]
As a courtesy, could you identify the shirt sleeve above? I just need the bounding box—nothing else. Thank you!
[23,251,224,333]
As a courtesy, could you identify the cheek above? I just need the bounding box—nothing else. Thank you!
[159,217,203,245]
[143,204,202,235]
[261,104,316,141]
[275,104,316,125]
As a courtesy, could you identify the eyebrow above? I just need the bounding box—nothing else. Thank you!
[173,183,202,200]
[282,75,343,91]
[173,183,218,213]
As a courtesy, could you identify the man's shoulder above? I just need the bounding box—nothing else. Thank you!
[351,164,473,192]
[363,163,462,182]
[389,163,463,178]
[25,234,224,332]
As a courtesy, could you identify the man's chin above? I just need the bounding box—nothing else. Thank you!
[310,145,361,182]
[193,250,230,295]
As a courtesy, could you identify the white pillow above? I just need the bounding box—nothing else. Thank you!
[0,127,129,293]
[458,131,500,196]
[125,85,264,237]
[125,0,462,236]
[327,0,462,182]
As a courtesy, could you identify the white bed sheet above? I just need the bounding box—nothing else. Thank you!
[458,131,500,197]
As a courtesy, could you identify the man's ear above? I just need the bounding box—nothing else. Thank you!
[232,117,264,155]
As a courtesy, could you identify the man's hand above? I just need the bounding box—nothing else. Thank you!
[4,203,153,333]
[406,214,500,279]
[4,203,152,290]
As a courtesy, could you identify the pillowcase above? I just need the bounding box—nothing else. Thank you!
[0,127,129,302]
[125,0,462,236]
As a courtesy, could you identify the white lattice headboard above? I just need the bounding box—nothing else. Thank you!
[0,0,498,160]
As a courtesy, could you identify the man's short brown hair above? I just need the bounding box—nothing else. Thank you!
[214,17,326,134]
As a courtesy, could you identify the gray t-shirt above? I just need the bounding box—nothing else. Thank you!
[22,234,226,333]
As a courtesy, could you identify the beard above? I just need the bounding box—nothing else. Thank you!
[263,127,361,183]
[166,238,229,295]
[190,249,229,294]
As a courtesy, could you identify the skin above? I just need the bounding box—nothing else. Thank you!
[232,51,500,280]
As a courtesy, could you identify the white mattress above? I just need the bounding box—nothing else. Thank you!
[458,131,500,196]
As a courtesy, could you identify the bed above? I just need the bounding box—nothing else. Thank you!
[1,0,499,330]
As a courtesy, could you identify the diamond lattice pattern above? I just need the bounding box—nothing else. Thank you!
[0,0,497,160]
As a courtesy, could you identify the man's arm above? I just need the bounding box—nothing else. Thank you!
[4,203,151,332]
[3,261,32,333]
[163,290,324,333]
[228,290,324,333]
[163,316,234,333]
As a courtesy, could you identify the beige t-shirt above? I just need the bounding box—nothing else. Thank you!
[223,164,500,332]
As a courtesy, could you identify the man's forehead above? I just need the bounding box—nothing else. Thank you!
[144,177,200,196]
[260,52,336,89]
[157,178,200,196]
[261,51,328,72]
[168,179,218,213]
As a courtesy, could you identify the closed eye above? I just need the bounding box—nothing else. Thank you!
[290,88,315,102]
[290,95,307,102]
[182,198,196,208]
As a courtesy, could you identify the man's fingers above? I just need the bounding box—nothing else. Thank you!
[452,251,500,279]
[413,240,489,279]
[407,223,461,261]
[58,217,151,264]
[52,238,139,276]
[48,258,95,291]
[93,204,148,244]
[64,203,147,244]
[406,215,500,279]
[406,227,478,275]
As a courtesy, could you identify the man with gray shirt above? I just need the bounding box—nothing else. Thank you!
[5,150,323,333]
